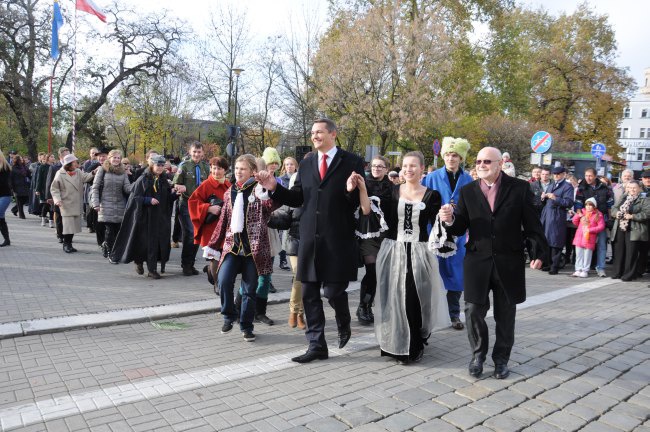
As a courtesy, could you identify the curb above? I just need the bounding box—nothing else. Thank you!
[0,283,361,339]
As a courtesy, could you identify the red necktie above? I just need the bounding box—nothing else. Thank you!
[320,154,328,180]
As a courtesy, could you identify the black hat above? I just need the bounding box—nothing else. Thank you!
[551,166,566,174]
[95,146,112,155]
[641,171,650,178]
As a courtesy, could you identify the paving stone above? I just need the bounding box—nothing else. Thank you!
[436,375,473,390]
[628,393,650,410]
[441,406,489,430]
[609,401,650,420]
[511,382,545,399]
[374,412,422,432]
[576,393,619,414]
[455,385,493,401]
[348,424,389,432]
[305,417,349,432]
[519,399,557,418]
[502,407,541,428]
[366,398,410,417]
[598,412,643,431]
[392,389,433,405]
[536,388,580,408]
[433,392,472,410]
[412,419,459,432]
[542,411,586,431]
[335,407,383,428]
[578,421,622,432]
[468,397,510,416]
[561,403,598,422]
[483,413,528,432]
[522,420,563,431]
[418,382,453,397]
[491,390,527,406]
[405,401,449,421]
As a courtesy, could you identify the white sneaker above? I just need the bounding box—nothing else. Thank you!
[596,269,606,278]
[41,217,46,226]
[571,271,580,277]
[579,271,589,278]
[49,220,54,228]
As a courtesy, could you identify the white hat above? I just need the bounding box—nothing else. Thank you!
[62,154,78,166]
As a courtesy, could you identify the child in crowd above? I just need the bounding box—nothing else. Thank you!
[571,197,605,277]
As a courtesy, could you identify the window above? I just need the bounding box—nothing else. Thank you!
[637,148,650,161]
[617,128,622,138]
[623,128,630,138]
[642,128,647,138]
[642,109,649,118]
[624,107,631,118]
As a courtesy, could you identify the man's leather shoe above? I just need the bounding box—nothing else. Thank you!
[338,326,351,349]
[468,357,484,378]
[291,349,328,363]
[493,363,510,379]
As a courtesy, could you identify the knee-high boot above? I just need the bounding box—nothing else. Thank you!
[0,218,10,247]
[254,298,274,325]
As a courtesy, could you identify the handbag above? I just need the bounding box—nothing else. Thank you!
[204,195,223,224]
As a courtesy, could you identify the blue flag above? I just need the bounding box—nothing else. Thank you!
[51,1,64,60]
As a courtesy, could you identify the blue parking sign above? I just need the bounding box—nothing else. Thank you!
[591,143,606,159]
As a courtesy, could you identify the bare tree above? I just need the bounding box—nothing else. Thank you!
[0,0,51,158]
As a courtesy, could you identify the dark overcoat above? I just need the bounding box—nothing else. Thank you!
[111,171,175,265]
[540,179,574,248]
[271,148,364,282]
[447,174,548,305]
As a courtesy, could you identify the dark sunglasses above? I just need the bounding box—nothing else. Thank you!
[475,159,495,165]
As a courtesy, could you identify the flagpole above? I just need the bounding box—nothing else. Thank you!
[48,63,57,154]
[72,0,78,154]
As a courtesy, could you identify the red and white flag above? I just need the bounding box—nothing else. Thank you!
[76,0,106,23]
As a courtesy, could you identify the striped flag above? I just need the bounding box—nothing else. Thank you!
[76,0,107,23]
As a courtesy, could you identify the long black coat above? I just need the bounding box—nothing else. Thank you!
[447,174,548,305]
[111,171,175,265]
[271,148,364,282]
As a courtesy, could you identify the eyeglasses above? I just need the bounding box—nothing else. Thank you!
[371,165,386,169]
[475,160,496,165]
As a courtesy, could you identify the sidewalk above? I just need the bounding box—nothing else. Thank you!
[0,216,298,337]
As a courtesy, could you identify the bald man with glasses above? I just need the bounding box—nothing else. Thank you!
[439,147,548,380]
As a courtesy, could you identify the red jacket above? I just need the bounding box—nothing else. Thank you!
[188,176,230,247]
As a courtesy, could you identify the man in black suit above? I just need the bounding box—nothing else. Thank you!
[256,118,365,363]
[439,147,547,380]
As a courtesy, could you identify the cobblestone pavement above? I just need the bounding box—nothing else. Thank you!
[1,214,649,431]
[0,216,295,324]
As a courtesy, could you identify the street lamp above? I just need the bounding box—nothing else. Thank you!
[229,67,244,181]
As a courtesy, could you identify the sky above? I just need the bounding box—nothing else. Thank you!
[90,0,647,89]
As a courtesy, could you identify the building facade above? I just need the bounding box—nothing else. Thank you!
[618,67,650,173]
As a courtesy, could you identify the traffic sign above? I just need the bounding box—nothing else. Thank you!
[433,139,441,156]
[591,143,606,159]
[531,131,553,154]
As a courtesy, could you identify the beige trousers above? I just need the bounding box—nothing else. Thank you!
[288,256,303,314]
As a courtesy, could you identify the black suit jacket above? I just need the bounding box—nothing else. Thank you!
[271,148,365,282]
[447,174,548,305]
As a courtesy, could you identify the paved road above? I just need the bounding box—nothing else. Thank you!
[0,215,648,431]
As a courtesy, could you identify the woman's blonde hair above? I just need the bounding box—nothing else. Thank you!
[0,150,10,172]
[281,157,298,175]
[108,149,123,159]
[236,154,258,172]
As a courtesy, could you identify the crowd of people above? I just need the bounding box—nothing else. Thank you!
[1,118,649,379]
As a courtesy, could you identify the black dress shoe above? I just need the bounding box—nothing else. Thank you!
[338,326,351,349]
[469,357,484,378]
[611,274,621,279]
[548,269,558,275]
[291,349,328,363]
[135,263,144,275]
[63,243,74,253]
[147,271,161,280]
[493,363,510,379]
